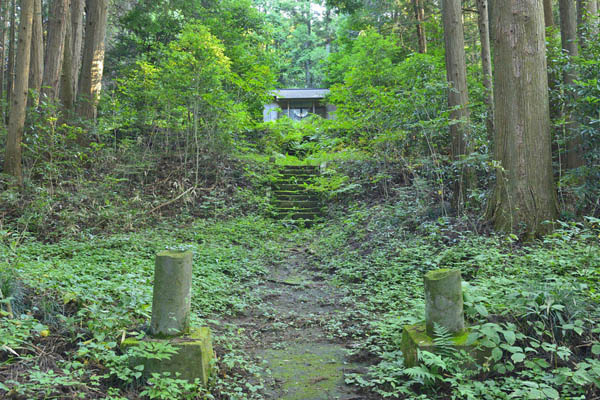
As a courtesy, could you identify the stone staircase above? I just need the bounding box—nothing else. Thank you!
[273,165,322,225]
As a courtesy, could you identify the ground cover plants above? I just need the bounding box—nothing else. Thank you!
[1,0,600,398]
[308,196,600,399]
[0,216,292,399]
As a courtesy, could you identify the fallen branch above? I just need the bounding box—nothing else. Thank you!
[266,278,304,287]
[149,186,196,214]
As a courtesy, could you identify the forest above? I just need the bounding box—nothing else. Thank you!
[0,0,600,399]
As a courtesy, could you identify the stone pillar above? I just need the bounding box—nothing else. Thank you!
[150,250,193,337]
[424,268,464,335]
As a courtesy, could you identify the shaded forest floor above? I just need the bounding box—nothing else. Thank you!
[1,177,600,399]
[218,240,372,400]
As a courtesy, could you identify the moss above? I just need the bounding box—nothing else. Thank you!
[424,268,453,281]
[121,327,213,385]
[401,323,477,367]
[156,250,192,259]
[260,342,352,400]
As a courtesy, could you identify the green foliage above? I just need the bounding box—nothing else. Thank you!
[546,23,600,215]
[140,373,199,400]
[311,198,600,399]
[0,216,291,398]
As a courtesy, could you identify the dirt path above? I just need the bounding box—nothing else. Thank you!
[225,245,369,399]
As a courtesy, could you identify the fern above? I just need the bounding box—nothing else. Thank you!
[432,322,455,357]
[404,365,439,385]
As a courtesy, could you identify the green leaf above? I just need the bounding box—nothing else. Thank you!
[491,347,502,361]
[511,353,526,363]
[591,344,600,355]
[541,387,559,399]
[475,304,488,317]
[502,330,516,345]
[528,388,544,399]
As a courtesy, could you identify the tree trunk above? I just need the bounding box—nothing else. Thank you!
[487,0,558,237]
[544,0,555,26]
[70,0,84,101]
[76,0,108,120]
[42,0,69,102]
[305,1,312,88]
[28,0,43,104]
[476,0,494,139]
[60,3,74,110]
[0,0,9,111]
[6,0,15,110]
[441,0,471,210]
[560,0,584,169]
[413,0,427,53]
[4,0,34,185]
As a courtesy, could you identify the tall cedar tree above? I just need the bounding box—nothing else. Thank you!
[60,2,74,109]
[61,0,84,110]
[560,0,583,169]
[77,0,108,120]
[6,0,15,108]
[29,0,43,103]
[4,0,34,185]
[476,0,494,138]
[487,0,558,237]
[42,0,69,101]
[441,0,471,210]
[544,0,555,26]
[70,0,84,100]
[0,0,9,104]
[413,0,427,53]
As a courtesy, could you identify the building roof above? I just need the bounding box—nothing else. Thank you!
[271,88,330,100]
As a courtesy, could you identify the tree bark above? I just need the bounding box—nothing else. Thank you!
[560,0,583,169]
[544,0,555,27]
[76,0,108,120]
[476,0,494,139]
[70,0,84,101]
[487,0,558,237]
[413,0,427,53]
[28,0,43,104]
[4,0,34,185]
[0,0,9,110]
[60,3,74,110]
[42,0,69,102]
[6,0,15,110]
[441,0,471,210]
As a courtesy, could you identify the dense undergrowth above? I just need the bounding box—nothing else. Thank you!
[309,194,600,399]
[0,215,291,399]
[2,161,600,399]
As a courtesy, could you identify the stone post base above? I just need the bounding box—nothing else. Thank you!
[401,323,482,368]
[122,327,214,385]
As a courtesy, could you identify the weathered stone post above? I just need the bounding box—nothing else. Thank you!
[122,250,214,385]
[424,269,464,335]
[150,250,193,336]
[401,268,472,367]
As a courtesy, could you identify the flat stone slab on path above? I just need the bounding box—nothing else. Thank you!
[260,342,361,400]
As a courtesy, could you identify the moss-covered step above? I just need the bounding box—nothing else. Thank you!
[273,191,319,200]
[274,183,312,191]
[275,200,320,208]
[401,323,490,368]
[275,206,323,214]
[280,165,319,171]
[122,327,214,385]
[273,165,322,222]
[275,212,321,220]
